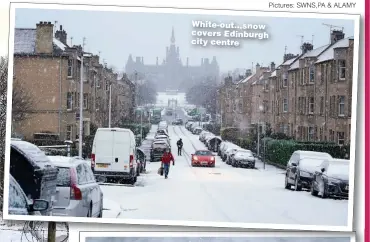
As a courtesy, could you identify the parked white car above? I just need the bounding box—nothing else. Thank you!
[48,156,104,217]
[91,127,138,185]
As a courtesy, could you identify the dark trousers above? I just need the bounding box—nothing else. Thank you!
[177,147,182,155]
[163,163,170,177]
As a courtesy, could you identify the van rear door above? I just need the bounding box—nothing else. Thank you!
[111,130,131,173]
[94,130,114,171]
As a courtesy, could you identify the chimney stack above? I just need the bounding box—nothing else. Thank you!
[300,42,314,54]
[256,63,261,74]
[35,21,54,54]
[283,53,298,62]
[54,24,67,46]
[330,30,345,44]
[270,62,276,71]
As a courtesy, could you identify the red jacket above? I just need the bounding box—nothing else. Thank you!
[161,152,174,164]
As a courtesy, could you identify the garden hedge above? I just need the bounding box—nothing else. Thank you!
[265,139,351,167]
[220,127,240,143]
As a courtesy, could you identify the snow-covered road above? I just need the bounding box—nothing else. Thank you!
[100,124,349,227]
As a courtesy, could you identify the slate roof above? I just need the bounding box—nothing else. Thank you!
[315,37,353,64]
[14,28,68,54]
[239,73,256,84]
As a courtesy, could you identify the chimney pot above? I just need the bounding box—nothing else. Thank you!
[60,25,62,30]
[48,21,51,24]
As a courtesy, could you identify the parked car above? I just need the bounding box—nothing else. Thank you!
[225,147,243,165]
[172,118,183,125]
[150,142,169,162]
[218,141,230,157]
[311,159,349,199]
[191,150,215,167]
[192,127,203,135]
[199,131,210,142]
[206,136,222,152]
[231,150,256,168]
[136,148,146,173]
[284,150,333,191]
[10,140,58,216]
[156,129,169,137]
[220,142,237,160]
[8,174,50,216]
[48,156,104,217]
[91,127,138,185]
[202,133,215,144]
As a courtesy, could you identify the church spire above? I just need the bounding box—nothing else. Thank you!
[171,26,175,44]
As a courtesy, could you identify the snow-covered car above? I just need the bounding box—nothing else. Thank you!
[220,142,238,159]
[192,127,203,135]
[206,136,223,152]
[191,150,215,167]
[199,131,210,142]
[185,122,194,130]
[225,147,244,165]
[48,156,104,217]
[231,150,255,168]
[285,150,333,191]
[311,159,349,199]
[8,174,49,216]
[10,140,58,216]
[218,141,229,156]
[203,133,216,144]
[156,129,169,137]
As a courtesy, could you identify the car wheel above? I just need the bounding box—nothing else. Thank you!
[294,177,302,191]
[310,182,318,196]
[284,176,291,190]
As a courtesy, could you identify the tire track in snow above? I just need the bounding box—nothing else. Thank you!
[170,125,233,222]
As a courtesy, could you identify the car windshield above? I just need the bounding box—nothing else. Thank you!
[236,150,252,156]
[195,150,213,156]
[326,164,349,176]
[299,158,325,167]
[56,167,71,186]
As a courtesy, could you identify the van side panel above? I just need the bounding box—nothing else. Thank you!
[110,130,131,173]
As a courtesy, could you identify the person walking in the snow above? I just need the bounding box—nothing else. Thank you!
[161,148,175,179]
[177,138,183,156]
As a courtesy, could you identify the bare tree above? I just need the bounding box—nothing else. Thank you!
[12,79,34,123]
[0,56,7,208]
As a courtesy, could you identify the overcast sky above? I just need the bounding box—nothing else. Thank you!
[15,8,354,73]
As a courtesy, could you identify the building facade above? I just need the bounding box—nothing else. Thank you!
[125,28,220,91]
[13,21,135,141]
[218,30,354,145]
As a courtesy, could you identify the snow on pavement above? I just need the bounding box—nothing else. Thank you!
[100,123,349,227]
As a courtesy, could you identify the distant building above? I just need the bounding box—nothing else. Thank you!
[125,27,220,91]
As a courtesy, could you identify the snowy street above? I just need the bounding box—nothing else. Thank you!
[100,108,348,227]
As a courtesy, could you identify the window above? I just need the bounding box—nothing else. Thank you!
[308,127,315,141]
[308,97,314,114]
[283,73,288,87]
[338,95,345,116]
[96,76,100,88]
[83,66,88,82]
[319,127,323,141]
[264,79,269,90]
[338,60,346,80]
[337,132,345,145]
[67,92,73,110]
[9,182,28,210]
[291,98,294,113]
[329,129,335,142]
[319,96,324,115]
[283,124,289,134]
[271,101,274,114]
[329,96,335,116]
[309,65,315,83]
[303,97,307,114]
[76,164,87,185]
[83,93,88,110]
[83,163,96,183]
[283,99,288,112]
[105,80,109,91]
[67,59,73,77]
[320,65,324,84]
[300,70,304,85]
[66,125,72,141]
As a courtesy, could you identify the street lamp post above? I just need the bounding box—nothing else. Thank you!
[257,105,264,159]
[78,38,92,158]
[108,84,112,128]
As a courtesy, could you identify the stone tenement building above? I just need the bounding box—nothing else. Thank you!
[13,21,135,141]
[219,30,354,145]
[125,27,220,91]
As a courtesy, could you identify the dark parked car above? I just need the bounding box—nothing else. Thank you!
[136,148,146,173]
[285,157,326,191]
[311,160,349,199]
[150,142,169,162]
[231,150,255,168]
[8,174,49,215]
[10,140,58,215]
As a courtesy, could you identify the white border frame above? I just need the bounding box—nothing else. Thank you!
[3,2,360,232]
[79,231,356,241]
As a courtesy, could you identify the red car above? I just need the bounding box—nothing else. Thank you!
[191,150,215,167]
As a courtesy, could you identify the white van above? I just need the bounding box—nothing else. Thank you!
[91,128,137,185]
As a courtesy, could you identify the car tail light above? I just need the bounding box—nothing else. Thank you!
[129,155,134,168]
[91,153,95,168]
[70,169,82,200]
